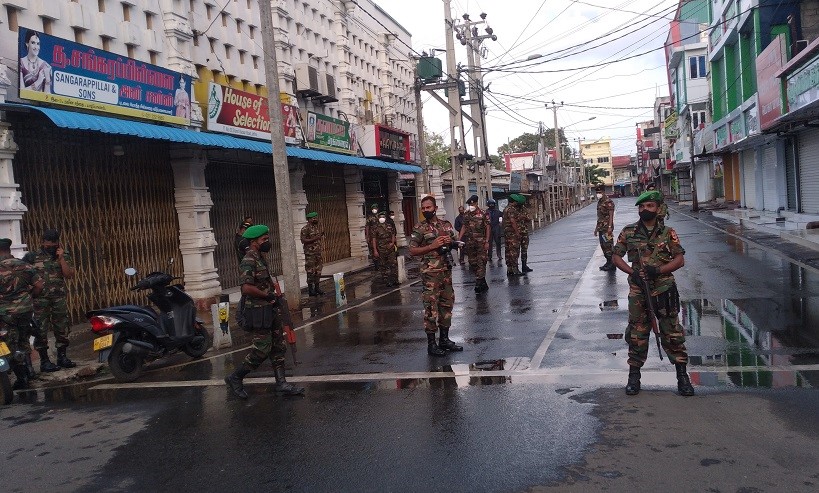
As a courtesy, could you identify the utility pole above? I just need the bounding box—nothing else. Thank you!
[463,21,484,205]
[258,0,300,307]
[413,65,429,195]
[444,0,466,209]
[688,113,699,212]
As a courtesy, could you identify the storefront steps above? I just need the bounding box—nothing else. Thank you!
[709,208,819,252]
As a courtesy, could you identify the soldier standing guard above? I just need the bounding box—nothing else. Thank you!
[23,229,77,371]
[300,211,325,296]
[646,182,669,225]
[365,203,380,268]
[611,191,694,397]
[225,225,304,399]
[0,238,43,390]
[487,199,503,262]
[372,211,398,287]
[594,185,616,271]
[503,194,525,277]
[459,195,490,293]
[409,196,463,357]
[518,195,533,273]
[234,216,253,263]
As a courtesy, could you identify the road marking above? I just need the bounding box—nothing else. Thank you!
[529,245,604,369]
[89,364,819,390]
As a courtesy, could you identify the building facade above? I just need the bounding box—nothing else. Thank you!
[580,138,613,192]
[0,0,420,320]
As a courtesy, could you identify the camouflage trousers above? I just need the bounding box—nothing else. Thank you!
[520,234,530,265]
[305,253,323,284]
[244,320,287,370]
[465,238,487,278]
[34,296,70,350]
[377,247,398,282]
[505,233,521,271]
[1,313,34,366]
[421,269,454,334]
[626,283,688,367]
[598,233,613,259]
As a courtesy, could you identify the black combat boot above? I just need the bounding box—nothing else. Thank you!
[522,262,533,273]
[438,327,463,352]
[625,366,641,395]
[38,349,60,372]
[506,268,523,277]
[12,365,29,391]
[224,364,252,399]
[599,257,615,271]
[427,332,447,356]
[675,363,695,396]
[56,347,77,369]
[273,366,305,396]
[24,353,36,379]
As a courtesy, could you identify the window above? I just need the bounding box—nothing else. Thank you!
[101,36,111,51]
[597,156,610,163]
[98,0,106,13]
[149,50,158,64]
[221,12,227,27]
[224,44,230,59]
[689,55,707,79]
[236,19,242,34]
[122,3,131,22]
[249,25,255,39]
[692,110,707,129]
[239,50,246,64]
[6,6,19,32]
[146,12,154,30]
[206,4,212,20]
[252,55,259,69]
[126,44,135,58]
[42,18,53,35]
[73,27,84,43]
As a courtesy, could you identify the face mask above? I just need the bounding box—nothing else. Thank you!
[467,205,476,212]
[310,219,318,225]
[378,217,386,224]
[422,211,436,221]
[596,193,603,199]
[371,209,378,214]
[259,241,273,253]
[639,210,657,222]
[389,215,395,220]
[44,246,58,256]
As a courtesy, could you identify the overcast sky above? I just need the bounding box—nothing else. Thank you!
[382,0,679,157]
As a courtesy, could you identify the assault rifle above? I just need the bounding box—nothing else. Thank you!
[636,251,663,360]
[273,280,298,366]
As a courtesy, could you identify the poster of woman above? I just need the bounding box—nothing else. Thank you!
[19,29,52,93]
[174,76,191,119]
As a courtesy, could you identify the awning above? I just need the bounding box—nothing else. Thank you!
[1,103,421,173]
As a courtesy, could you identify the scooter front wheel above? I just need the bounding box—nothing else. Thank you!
[109,341,144,382]
[183,324,212,359]
[1,370,12,405]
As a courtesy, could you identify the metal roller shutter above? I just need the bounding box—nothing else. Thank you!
[761,145,779,212]
[799,129,819,214]
[741,149,756,209]
[302,163,351,263]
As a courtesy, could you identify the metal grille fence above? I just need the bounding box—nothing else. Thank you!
[302,163,350,263]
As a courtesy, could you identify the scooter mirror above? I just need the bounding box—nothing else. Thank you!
[124,267,137,276]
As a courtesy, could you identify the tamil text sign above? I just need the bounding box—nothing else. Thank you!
[18,28,189,125]
[787,51,819,113]
[305,111,354,154]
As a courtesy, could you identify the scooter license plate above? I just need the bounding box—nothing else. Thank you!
[93,334,113,351]
[0,341,9,357]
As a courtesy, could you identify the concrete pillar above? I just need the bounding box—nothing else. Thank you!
[290,163,308,287]
[0,121,27,259]
[388,172,407,247]
[170,147,221,306]
[344,166,367,260]
[428,167,447,218]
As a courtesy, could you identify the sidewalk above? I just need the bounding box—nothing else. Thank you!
[667,201,819,269]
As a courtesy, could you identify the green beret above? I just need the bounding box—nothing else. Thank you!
[370,203,379,209]
[509,193,525,204]
[635,191,663,206]
[242,224,270,239]
[377,211,386,217]
[305,211,318,218]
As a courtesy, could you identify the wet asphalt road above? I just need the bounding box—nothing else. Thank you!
[3,199,819,492]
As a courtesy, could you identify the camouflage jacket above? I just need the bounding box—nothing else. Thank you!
[461,207,489,242]
[409,218,458,274]
[365,213,379,241]
[518,204,531,235]
[612,221,685,295]
[300,223,323,256]
[239,249,276,308]
[22,249,73,298]
[0,254,42,316]
[595,196,615,235]
[502,203,521,234]
[372,222,396,252]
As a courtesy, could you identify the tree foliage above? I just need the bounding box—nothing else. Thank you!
[424,129,450,171]
[496,128,571,160]
[584,164,608,185]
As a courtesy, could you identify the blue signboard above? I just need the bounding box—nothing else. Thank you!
[18,27,190,125]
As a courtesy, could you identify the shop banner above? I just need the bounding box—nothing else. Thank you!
[757,34,786,130]
[18,27,189,125]
[787,51,819,113]
[305,111,355,154]
[206,82,301,144]
[376,125,410,161]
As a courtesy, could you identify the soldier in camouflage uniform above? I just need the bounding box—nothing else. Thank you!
[518,197,533,273]
[459,195,490,292]
[23,229,76,371]
[612,190,695,397]
[224,225,304,399]
[0,238,43,390]
[300,211,325,296]
[365,203,380,268]
[645,183,669,225]
[594,185,616,271]
[372,211,398,287]
[503,194,525,277]
[409,196,463,357]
